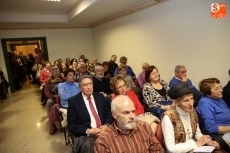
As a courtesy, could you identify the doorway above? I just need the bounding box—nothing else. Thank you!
[1,37,49,93]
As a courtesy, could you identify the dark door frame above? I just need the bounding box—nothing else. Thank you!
[10,43,40,51]
[1,37,49,93]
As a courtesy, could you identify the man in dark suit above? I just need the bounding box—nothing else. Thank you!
[223,69,230,108]
[67,75,114,137]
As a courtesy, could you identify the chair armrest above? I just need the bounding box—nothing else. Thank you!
[201,130,230,152]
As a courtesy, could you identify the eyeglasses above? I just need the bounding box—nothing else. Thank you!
[179,71,187,74]
[116,84,126,90]
[211,86,223,92]
[81,82,93,87]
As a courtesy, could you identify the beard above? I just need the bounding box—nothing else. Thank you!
[97,74,104,79]
[117,117,136,130]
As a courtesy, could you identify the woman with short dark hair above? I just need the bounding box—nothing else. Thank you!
[196,78,230,135]
[142,65,172,118]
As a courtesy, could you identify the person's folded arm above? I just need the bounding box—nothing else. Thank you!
[218,126,230,134]
[58,83,76,100]
[196,103,219,134]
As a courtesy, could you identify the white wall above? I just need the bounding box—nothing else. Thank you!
[92,0,230,88]
[0,28,94,81]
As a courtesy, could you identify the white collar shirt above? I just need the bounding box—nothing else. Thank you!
[81,93,101,128]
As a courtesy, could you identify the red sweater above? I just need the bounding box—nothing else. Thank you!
[40,69,51,83]
[113,90,144,116]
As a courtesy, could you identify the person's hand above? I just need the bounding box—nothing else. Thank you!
[62,90,66,94]
[170,101,175,107]
[196,135,212,147]
[53,94,58,98]
[99,125,109,131]
[100,92,106,97]
[87,128,101,135]
[161,105,171,110]
[111,93,115,98]
[207,141,220,149]
[181,76,187,82]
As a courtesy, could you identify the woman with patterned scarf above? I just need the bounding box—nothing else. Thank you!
[161,82,219,153]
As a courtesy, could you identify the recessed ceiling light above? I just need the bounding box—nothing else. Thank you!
[41,0,61,2]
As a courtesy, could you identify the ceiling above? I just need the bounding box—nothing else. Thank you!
[0,0,166,29]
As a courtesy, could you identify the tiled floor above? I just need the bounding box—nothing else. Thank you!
[0,81,72,153]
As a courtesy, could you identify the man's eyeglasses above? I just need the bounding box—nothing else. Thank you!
[211,86,223,92]
[116,84,126,90]
[81,82,93,87]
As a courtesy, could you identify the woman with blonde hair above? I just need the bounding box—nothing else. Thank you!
[117,64,136,89]
[110,75,144,115]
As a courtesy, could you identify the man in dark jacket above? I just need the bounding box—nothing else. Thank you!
[223,69,230,108]
[108,55,118,74]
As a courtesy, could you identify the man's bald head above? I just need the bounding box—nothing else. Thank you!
[111,95,136,131]
[142,63,149,71]
[111,95,135,115]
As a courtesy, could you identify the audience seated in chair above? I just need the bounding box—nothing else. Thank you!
[102,61,114,79]
[137,62,149,88]
[0,71,9,100]
[107,55,118,74]
[40,61,52,104]
[36,62,43,85]
[222,69,230,108]
[142,65,172,118]
[58,68,80,128]
[117,64,136,89]
[92,57,101,67]
[65,57,71,67]
[67,75,113,153]
[49,96,61,135]
[169,65,202,107]
[162,83,219,153]
[94,95,164,153]
[110,75,144,116]
[114,56,136,79]
[93,65,112,103]
[44,64,65,129]
[87,63,95,77]
[196,78,230,144]
[75,62,90,82]
[39,61,52,84]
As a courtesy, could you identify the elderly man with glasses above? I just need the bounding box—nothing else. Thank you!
[169,65,202,106]
[67,75,113,153]
[114,56,136,79]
